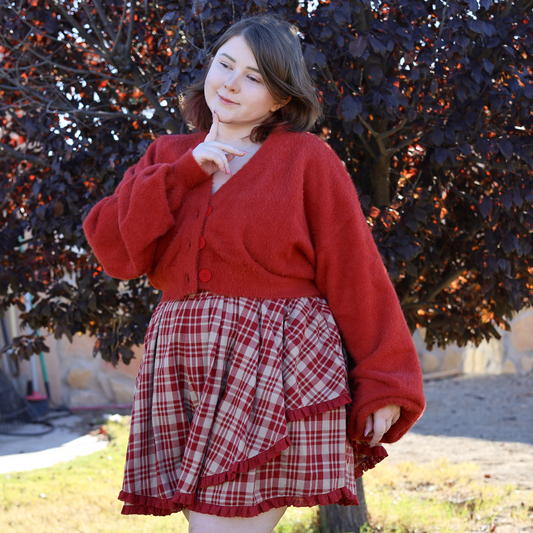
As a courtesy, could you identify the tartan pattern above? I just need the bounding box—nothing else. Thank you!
[120,292,362,516]
[191,406,357,510]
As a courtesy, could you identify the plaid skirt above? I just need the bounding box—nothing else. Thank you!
[119,292,387,517]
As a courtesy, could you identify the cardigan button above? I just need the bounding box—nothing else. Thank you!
[199,236,206,249]
[198,269,212,282]
[206,205,213,216]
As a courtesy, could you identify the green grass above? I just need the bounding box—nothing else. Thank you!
[362,458,533,533]
[0,418,318,533]
[0,419,189,533]
[1,418,531,533]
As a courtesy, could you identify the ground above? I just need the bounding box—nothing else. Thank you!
[385,373,533,490]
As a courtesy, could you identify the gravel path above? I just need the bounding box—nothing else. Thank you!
[385,374,533,489]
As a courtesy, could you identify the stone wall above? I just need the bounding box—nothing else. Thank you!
[3,306,532,409]
[1,306,140,408]
[415,308,533,376]
[54,334,141,407]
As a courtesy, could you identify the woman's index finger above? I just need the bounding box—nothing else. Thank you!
[205,111,219,142]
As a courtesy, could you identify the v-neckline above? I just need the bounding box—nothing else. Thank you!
[207,129,278,199]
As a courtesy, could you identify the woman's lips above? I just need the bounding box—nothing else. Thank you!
[218,94,238,105]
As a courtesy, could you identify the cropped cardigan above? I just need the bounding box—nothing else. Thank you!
[83,129,425,443]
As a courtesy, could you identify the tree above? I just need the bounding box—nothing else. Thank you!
[1,1,532,531]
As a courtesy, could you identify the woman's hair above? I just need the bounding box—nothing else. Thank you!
[180,15,321,142]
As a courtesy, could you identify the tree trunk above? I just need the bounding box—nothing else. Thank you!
[372,154,391,207]
[319,478,368,532]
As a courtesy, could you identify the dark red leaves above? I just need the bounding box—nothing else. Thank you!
[1,0,532,361]
[349,35,367,58]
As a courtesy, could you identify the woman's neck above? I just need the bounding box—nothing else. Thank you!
[215,122,260,149]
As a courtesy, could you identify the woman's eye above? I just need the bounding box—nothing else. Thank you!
[220,62,230,69]
[248,76,260,83]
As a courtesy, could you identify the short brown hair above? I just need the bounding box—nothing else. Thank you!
[180,15,321,143]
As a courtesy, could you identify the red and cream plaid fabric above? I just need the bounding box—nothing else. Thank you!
[119,292,386,517]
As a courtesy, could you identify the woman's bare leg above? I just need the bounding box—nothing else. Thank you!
[185,506,287,533]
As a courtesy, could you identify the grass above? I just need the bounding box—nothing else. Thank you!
[362,458,533,532]
[1,417,531,533]
[0,417,318,533]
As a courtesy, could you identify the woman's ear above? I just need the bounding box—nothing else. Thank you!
[270,95,292,113]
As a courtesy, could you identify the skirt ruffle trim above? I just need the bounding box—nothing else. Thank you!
[197,436,291,488]
[352,441,388,479]
[192,394,352,490]
[119,485,359,517]
[118,394,377,518]
[285,392,351,421]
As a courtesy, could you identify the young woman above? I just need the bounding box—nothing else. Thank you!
[83,15,425,533]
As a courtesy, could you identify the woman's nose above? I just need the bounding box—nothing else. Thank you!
[224,73,239,91]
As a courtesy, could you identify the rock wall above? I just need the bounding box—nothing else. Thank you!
[1,305,141,408]
[52,334,141,407]
[3,306,532,409]
[415,308,533,376]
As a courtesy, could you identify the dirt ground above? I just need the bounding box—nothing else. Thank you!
[384,374,533,490]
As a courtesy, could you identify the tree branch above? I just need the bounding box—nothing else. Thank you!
[307,32,342,96]
[92,0,118,41]
[0,142,47,167]
[401,265,478,311]
[47,0,106,55]
[129,65,181,131]
[359,116,388,156]
[109,0,129,58]
[425,267,468,303]
[387,131,423,156]
[448,184,480,206]
[357,132,378,160]
[378,118,407,141]
[24,47,136,84]
[19,16,108,60]
[126,0,137,56]
[80,0,110,52]
[501,0,514,17]
[359,115,411,142]
[438,5,447,40]
[401,301,431,312]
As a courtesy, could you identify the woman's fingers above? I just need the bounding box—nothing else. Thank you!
[365,404,401,446]
[205,111,219,143]
[204,113,247,156]
[205,148,230,174]
[192,142,246,175]
[364,414,373,438]
[193,111,246,174]
[192,144,232,174]
[207,141,246,157]
[198,147,230,174]
[369,414,388,446]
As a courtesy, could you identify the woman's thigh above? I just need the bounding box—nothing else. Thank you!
[184,506,287,533]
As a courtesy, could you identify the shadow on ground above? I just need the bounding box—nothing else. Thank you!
[411,374,533,445]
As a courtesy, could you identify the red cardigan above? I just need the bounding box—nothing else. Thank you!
[83,129,425,443]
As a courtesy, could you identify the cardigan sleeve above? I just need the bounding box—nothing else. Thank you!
[83,135,211,280]
[304,138,425,444]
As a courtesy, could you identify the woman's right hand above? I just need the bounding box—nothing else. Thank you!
[192,111,246,176]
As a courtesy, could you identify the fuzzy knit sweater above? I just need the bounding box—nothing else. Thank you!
[83,129,425,444]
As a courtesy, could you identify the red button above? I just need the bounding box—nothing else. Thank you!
[206,205,213,216]
[199,269,212,282]
[199,236,206,249]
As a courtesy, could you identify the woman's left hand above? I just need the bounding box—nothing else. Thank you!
[364,404,401,446]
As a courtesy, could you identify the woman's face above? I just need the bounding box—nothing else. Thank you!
[204,35,284,135]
